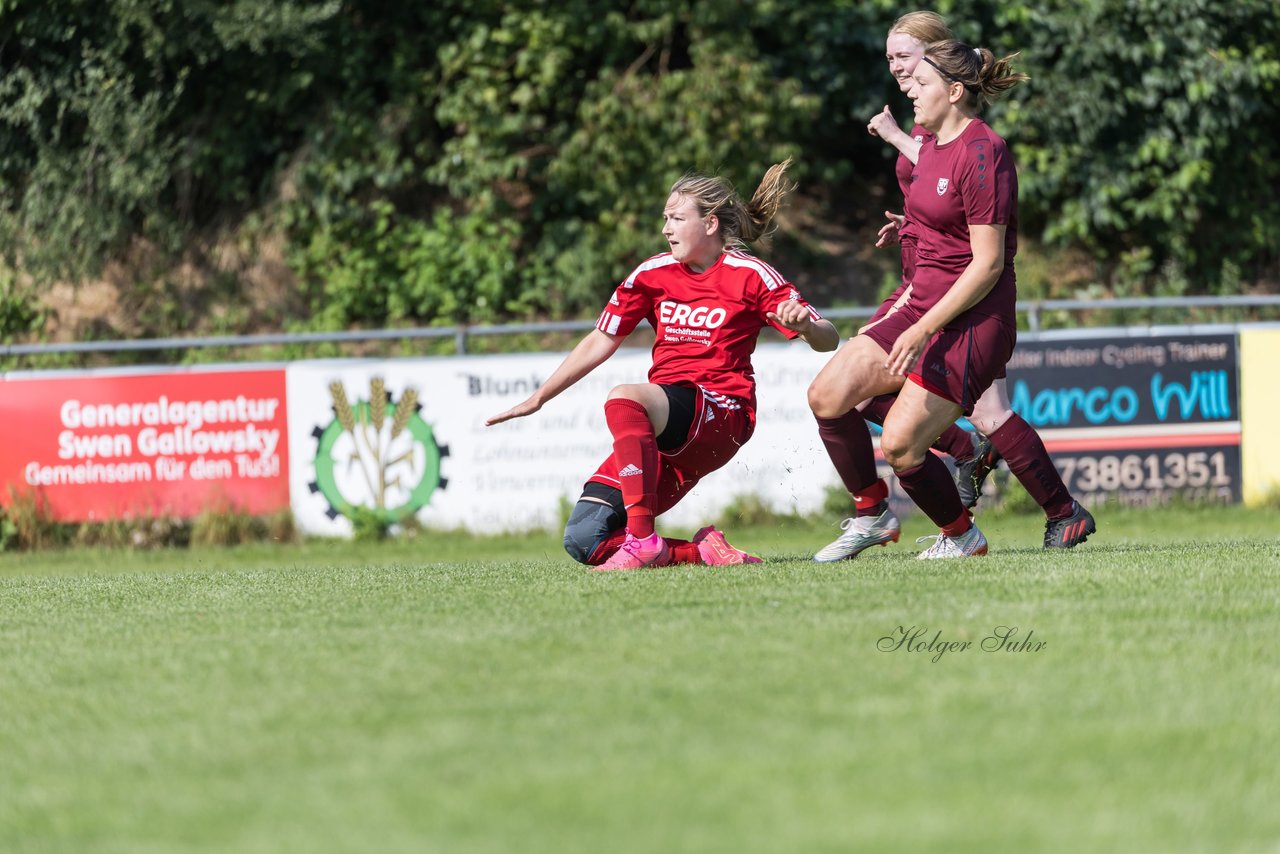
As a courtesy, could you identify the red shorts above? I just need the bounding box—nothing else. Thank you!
[586,386,755,515]
[862,303,1015,415]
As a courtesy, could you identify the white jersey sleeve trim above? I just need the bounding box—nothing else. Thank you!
[724,250,785,291]
[623,253,680,288]
[596,311,623,335]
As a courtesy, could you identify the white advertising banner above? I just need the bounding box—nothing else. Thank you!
[286,343,841,536]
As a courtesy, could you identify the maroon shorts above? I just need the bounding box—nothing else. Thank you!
[586,385,755,515]
[869,283,908,325]
[862,302,1015,415]
[900,237,917,288]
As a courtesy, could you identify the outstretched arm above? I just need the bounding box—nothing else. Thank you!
[485,328,624,425]
[766,300,839,352]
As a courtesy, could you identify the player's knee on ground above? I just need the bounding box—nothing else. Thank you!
[563,497,625,564]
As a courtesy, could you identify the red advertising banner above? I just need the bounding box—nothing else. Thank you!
[0,369,289,521]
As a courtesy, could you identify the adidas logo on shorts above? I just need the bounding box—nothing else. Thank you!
[619,464,643,477]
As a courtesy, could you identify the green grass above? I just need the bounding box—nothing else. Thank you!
[2,505,1279,853]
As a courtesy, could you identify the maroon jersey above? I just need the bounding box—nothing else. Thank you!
[895,124,934,200]
[594,250,822,409]
[896,124,935,284]
[905,118,1018,321]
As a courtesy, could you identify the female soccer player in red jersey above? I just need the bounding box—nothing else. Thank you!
[486,161,838,570]
[809,40,1034,559]
[815,13,1096,561]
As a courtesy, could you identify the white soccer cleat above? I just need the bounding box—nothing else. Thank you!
[915,524,988,559]
[813,508,902,562]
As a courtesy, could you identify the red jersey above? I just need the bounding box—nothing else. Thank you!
[594,250,822,409]
[895,124,934,285]
[905,118,1018,322]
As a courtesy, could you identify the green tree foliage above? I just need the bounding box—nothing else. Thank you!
[1005,0,1280,293]
[0,0,340,278]
[1,0,1277,339]
[284,2,817,326]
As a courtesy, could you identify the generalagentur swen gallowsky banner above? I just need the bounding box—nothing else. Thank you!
[0,367,290,521]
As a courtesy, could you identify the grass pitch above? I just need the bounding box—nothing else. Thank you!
[2,504,1278,853]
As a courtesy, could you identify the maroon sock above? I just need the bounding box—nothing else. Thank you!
[816,410,880,499]
[896,454,968,530]
[860,394,894,427]
[935,424,975,463]
[604,398,658,538]
[986,416,1074,519]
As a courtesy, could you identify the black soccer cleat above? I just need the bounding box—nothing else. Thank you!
[1043,501,1097,549]
[955,435,1001,509]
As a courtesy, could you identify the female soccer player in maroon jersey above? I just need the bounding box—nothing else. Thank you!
[486,161,838,570]
[815,12,979,562]
[815,13,1096,561]
[809,40,1035,559]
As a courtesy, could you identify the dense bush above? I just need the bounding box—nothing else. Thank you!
[1,0,1277,340]
[1009,0,1280,294]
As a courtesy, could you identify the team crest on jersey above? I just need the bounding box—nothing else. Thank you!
[936,178,949,195]
[913,135,923,143]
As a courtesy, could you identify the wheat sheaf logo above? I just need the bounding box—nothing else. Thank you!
[308,377,448,522]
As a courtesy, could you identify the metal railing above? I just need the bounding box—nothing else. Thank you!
[1012,294,1280,332]
[3,295,1280,359]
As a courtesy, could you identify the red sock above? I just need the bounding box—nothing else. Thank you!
[854,479,889,515]
[665,538,701,565]
[587,528,628,565]
[940,511,972,537]
[604,398,658,538]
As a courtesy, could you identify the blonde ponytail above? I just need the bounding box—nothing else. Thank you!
[669,158,796,250]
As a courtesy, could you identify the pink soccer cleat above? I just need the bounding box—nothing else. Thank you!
[594,532,671,571]
[693,526,763,566]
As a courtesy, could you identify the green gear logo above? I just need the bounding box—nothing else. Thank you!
[308,377,448,522]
